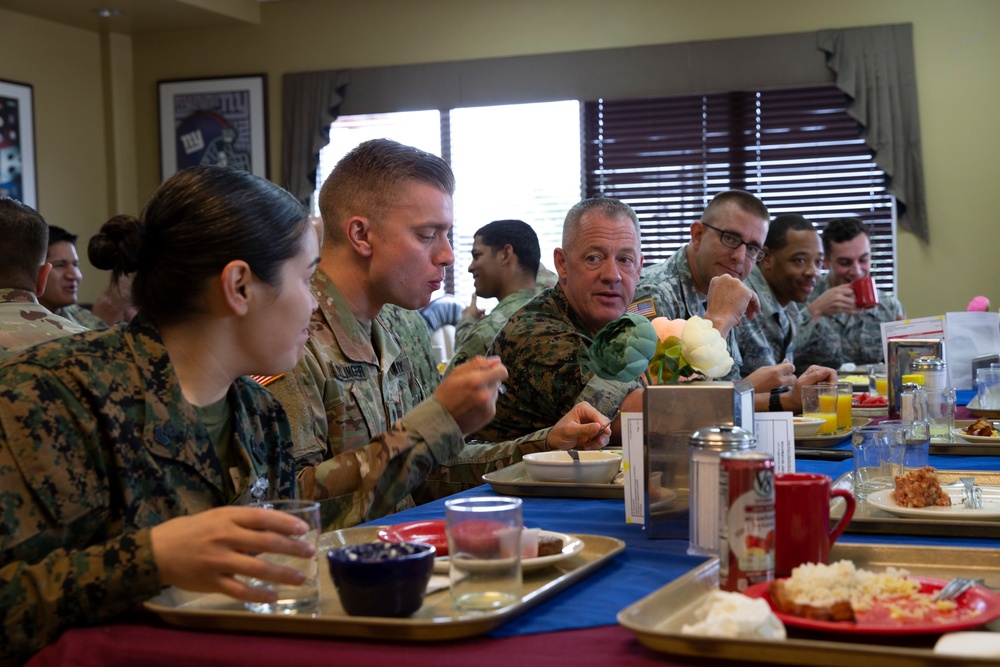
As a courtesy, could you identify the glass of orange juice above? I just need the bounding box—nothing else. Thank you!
[801,385,839,435]
[826,382,853,431]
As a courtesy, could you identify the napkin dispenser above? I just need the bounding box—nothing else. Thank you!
[643,381,755,539]
[887,338,945,418]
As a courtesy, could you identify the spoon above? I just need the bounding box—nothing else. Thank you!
[567,449,580,462]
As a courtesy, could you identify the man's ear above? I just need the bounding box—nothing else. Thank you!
[499,243,515,266]
[35,263,52,296]
[760,247,774,272]
[553,248,567,282]
[219,260,253,316]
[346,216,374,258]
[690,221,704,250]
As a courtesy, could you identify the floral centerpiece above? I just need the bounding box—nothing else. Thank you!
[587,314,733,384]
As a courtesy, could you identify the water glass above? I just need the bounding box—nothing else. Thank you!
[915,387,956,442]
[851,424,904,499]
[880,419,931,471]
[976,368,1000,409]
[445,496,522,611]
[244,499,321,614]
[802,384,838,434]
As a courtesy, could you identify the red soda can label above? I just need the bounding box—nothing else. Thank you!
[718,451,775,592]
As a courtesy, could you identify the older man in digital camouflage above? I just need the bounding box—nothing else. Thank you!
[473,197,645,443]
[0,197,86,359]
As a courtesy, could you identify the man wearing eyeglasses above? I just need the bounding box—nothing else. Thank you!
[630,190,835,412]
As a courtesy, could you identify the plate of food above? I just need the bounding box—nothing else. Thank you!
[866,487,1000,520]
[430,530,584,574]
[953,418,1000,443]
[795,417,871,449]
[851,392,888,417]
[743,561,1000,635]
[377,519,449,555]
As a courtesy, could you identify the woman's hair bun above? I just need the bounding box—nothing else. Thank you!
[88,214,143,275]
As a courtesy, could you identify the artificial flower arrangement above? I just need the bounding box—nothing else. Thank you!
[586,313,734,384]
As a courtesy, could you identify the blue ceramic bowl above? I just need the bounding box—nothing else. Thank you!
[327,541,436,617]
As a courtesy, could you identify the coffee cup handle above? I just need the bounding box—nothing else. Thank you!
[828,488,856,544]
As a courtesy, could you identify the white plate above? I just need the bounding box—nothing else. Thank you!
[953,428,1000,444]
[865,486,1000,520]
[432,530,583,574]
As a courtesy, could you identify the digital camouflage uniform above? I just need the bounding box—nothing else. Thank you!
[0,316,296,663]
[734,266,797,375]
[445,287,541,375]
[472,284,639,443]
[0,288,87,361]
[793,274,905,374]
[266,270,463,525]
[381,303,440,393]
[627,247,743,378]
[52,303,107,330]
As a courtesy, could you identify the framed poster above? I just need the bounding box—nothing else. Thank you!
[158,75,268,180]
[0,79,37,208]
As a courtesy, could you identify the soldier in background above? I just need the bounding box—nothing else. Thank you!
[0,197,86,359]
[37,224,106,329]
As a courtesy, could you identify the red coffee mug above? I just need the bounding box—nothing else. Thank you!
[850,276,879,309]
[774,473,856,577]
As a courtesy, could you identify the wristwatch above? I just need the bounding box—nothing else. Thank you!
[769,386,789,412]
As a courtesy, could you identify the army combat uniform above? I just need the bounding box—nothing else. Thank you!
[627,247,743,379]
[473,284,639,443]
[0,317,296,663]
[734,266,797,375]
[445,287,541,375]
[0,288,87,361]
[792,274,905,374]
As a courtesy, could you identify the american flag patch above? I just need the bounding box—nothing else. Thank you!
[627,298,656,319]
[249,374,283,387]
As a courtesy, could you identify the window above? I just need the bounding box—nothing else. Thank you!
[317,85,895,310]
[584,86,896,291]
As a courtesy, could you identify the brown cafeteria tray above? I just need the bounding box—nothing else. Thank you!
[619,542,1000,667]
[933,420,1000,456]
[831,470,1000,538]
[482,461,624,499]
[144,525,623,641]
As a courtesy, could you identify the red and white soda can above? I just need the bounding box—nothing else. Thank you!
[718,451,775,592]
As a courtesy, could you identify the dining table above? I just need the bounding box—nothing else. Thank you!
[26,421,1000,667]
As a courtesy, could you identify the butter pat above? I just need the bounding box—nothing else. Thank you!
[681,590,786,640]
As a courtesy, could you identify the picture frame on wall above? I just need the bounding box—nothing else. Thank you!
[157,75,268,180]
[0,79,37,208]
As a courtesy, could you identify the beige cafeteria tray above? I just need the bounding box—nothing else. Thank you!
[482,461,624,499]
[933,420,1000,456]
[830,469,1000,538]
[619,542,1000,667]
[145,525,624,641]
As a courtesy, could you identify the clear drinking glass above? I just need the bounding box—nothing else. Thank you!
[851,424,904,500]
[802,384,839,434]
[244,499,321,614]
[880,419,931,472]
[915,386,957,443]
[445,496,523,611]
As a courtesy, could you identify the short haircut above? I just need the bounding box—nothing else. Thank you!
[47,224,78,247]
[474,219,541,277]
[765,214,816,252]
[701,190,770,227]
[88,166,308,326]
[318,138,455,244]
[562,197,640,249]
[821,217,869,256]
[0,197,49,288]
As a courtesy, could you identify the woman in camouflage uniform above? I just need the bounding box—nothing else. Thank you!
[0,166,323,662]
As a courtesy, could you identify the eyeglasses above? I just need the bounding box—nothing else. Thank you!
[700,221,767,262]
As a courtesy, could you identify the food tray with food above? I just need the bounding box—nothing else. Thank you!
[618,542,1000,667]
[145,526,624,641]
[930,420,1000,456]
[482,460,624,499]
[795,417,871,449]
[830,470,1000,538]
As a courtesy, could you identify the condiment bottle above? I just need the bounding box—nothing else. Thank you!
[911,356,946,388]
[688,425,756,557]
[900,382,920,421]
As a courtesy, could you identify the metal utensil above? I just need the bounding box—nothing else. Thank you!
[932,577,982,601]
[566,449,580,462]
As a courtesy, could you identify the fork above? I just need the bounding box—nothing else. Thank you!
[932,577,983,601]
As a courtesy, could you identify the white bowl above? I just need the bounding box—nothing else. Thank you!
[792,417,826,438]
[522,450,622,484]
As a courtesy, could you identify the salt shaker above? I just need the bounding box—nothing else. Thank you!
[911,356,947,388]
[900,382,920,421]
[688,425,756,557]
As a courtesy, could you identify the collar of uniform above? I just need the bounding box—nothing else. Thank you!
[675,245,711,318]
[312,268,400,371]
[0,287,39,304]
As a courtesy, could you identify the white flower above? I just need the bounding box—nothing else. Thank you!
[680,316,733,378]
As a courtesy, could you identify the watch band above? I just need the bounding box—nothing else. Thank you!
[769,387,786,412]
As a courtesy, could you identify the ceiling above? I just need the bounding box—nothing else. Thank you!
[0,0,283,34]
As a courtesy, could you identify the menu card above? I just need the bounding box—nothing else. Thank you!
[752,412,795,473]
[620,411,645,524]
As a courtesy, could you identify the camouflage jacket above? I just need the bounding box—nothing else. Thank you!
[0,316,296,664]
[381,304,440,394]
[446,287,541,375]
[471,284,638,443]
[265,269,464,526]
[628,247,742,380]
[52,303,107,330]
[734,266,796,375]
[793,274,906,373]
[0,288,87,361]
